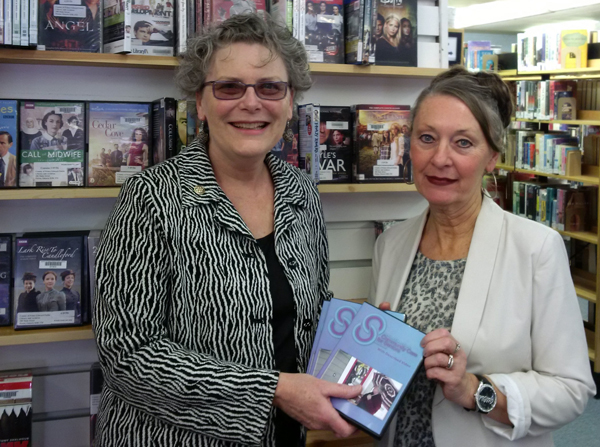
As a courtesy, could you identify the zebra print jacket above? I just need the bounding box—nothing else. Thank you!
[93,140,330,446]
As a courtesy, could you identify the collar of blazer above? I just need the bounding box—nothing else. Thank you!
[178,139,309,211]
[388,196,505,363]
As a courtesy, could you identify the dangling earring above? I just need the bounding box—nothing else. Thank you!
[283,121,294,142]
[198,120,209,145]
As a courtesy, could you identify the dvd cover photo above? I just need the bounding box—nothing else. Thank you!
[38,0,102,52]
[13,235,85,329]
[130,2,175,56]
[87,102,151,187]
[372,0,417,67]
[319,106,352,183]
[304,0,344,63]
[353,104,410,183]
[205,0,267,26]
[271,118,299,168]
[19,101,86,188]
[0,100,18,189]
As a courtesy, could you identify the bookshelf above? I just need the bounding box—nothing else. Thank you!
[0,48,445,79]
[0,325,94,347]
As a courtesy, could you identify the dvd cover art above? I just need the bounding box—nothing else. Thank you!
[0,100,18,189]
[19,101,85,188]
[319,106,352,183]
[152,97,176,165]
[14,235,84,329]
[38,0,102,52]
[0,235,11,326]
[304,0,344,63]
[0,372,32,446]
[103,0,129,53]
[271,118,299,168]
[372,0,417,67]
[353,104,410,183]
[206,0,266,25]
[130,2,174,56]
[87,102,151,187]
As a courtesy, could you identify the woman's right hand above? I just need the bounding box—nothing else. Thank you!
[273,373,361,438]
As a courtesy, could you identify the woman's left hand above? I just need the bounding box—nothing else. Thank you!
[421,328,477,409]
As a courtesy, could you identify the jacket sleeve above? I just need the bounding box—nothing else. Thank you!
[94,176,279,445]
[482,230,596,440]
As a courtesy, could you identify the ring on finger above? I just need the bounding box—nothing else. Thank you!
[454,342,461,353]
[446,354,454,369]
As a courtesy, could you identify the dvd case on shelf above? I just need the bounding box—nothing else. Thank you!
[352,104,410,183]
[317,303,424,439]
[319,106,352,183]
[87,102,151,187]
[204,0,267,26]
[152,97,177,165]
[0,99,18,189]
[130,2,174,55]
[299,103,320,182]
[0,234,11,326]
[176,99,198,153]
[0,372,32,446]
[14,235,85,329]
[303,0,344,63]
[372,0,417,67]
[271,118,299,168]
[18,101,86,188]
[38,0,102,52]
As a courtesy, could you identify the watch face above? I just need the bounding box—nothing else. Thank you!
[476,383,497,413]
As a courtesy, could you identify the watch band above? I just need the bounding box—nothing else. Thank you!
[464,374,497,413]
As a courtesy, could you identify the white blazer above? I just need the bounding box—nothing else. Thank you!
[370,196,596,447]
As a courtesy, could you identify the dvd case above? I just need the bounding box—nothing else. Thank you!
[319,106,352,183]
[271,118,299,168]
[0,100,18,189]
[298,104,320,182]
[304,0,344,63]
[19,101,85,188]
[317,303,424,439]
[152,97,177,165]
[87,102,151,187]
[0,235,11,326]
[372,0,417,67]
[176,99,197,153]
[14,235,85,329]
[130,2,174,55]
[352,104,410,183]
[38,0,102,52]
[0,372,32,446]
[204,0,267,26]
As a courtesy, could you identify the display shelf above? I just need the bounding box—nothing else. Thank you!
[307,429,374,447]
[0,48,444,78]
[572,269,597,303]
[557,230,599,245]
[495,163,514,171]
[512,118,600,126]
[517,67,600,77]
[513,168,599,185]
[0,184,418,200]
[0,325,94,347]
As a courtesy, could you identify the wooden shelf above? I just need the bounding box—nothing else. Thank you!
[0,48,444,78]
[557,230,599,245]
[1,184,417,200]
[495,163,514,171]
[572,269,597,303]
[318,183,418,193]
[517,67,600,77]
[0,325,94,347]
[512,118,600,126]
[513,168,599,185]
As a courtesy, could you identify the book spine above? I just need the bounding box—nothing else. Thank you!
[203,0,211,29]
[19,0,27,45]
[313,105,320,184]
[177,0,187,54]
[12,0,20,46]
[28,0,36,45]
[166,97,177,159]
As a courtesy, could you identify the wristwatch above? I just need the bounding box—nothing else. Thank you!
[471,374,497,413]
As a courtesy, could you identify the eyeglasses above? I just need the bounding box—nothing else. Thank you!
[202,80,290,101]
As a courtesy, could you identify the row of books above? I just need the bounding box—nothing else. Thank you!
[298,103,412,184]
[0,98,198,189]
[514,80,578,121]
[512,182,597,233]
[463,40,501,71]
[0,231,101,329]
[1,0,419,66]
[512,130,580,175]
[517,29,591,72]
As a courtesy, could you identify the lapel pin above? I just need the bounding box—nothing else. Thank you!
[194,185,205,195]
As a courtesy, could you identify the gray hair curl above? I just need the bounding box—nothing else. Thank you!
[410,66,514,153]
[175,13,312,108]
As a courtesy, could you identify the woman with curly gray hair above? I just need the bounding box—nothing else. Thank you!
[93,13,361,447]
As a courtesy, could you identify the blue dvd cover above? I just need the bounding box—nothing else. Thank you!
[14,235,85,329]
[0,235,11,326]
[0,100,18,189]
[307,299,330,375]
[317,302,424,439]
[312,297,362,377]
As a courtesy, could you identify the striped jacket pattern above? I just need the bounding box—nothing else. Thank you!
[93,140,331,446]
